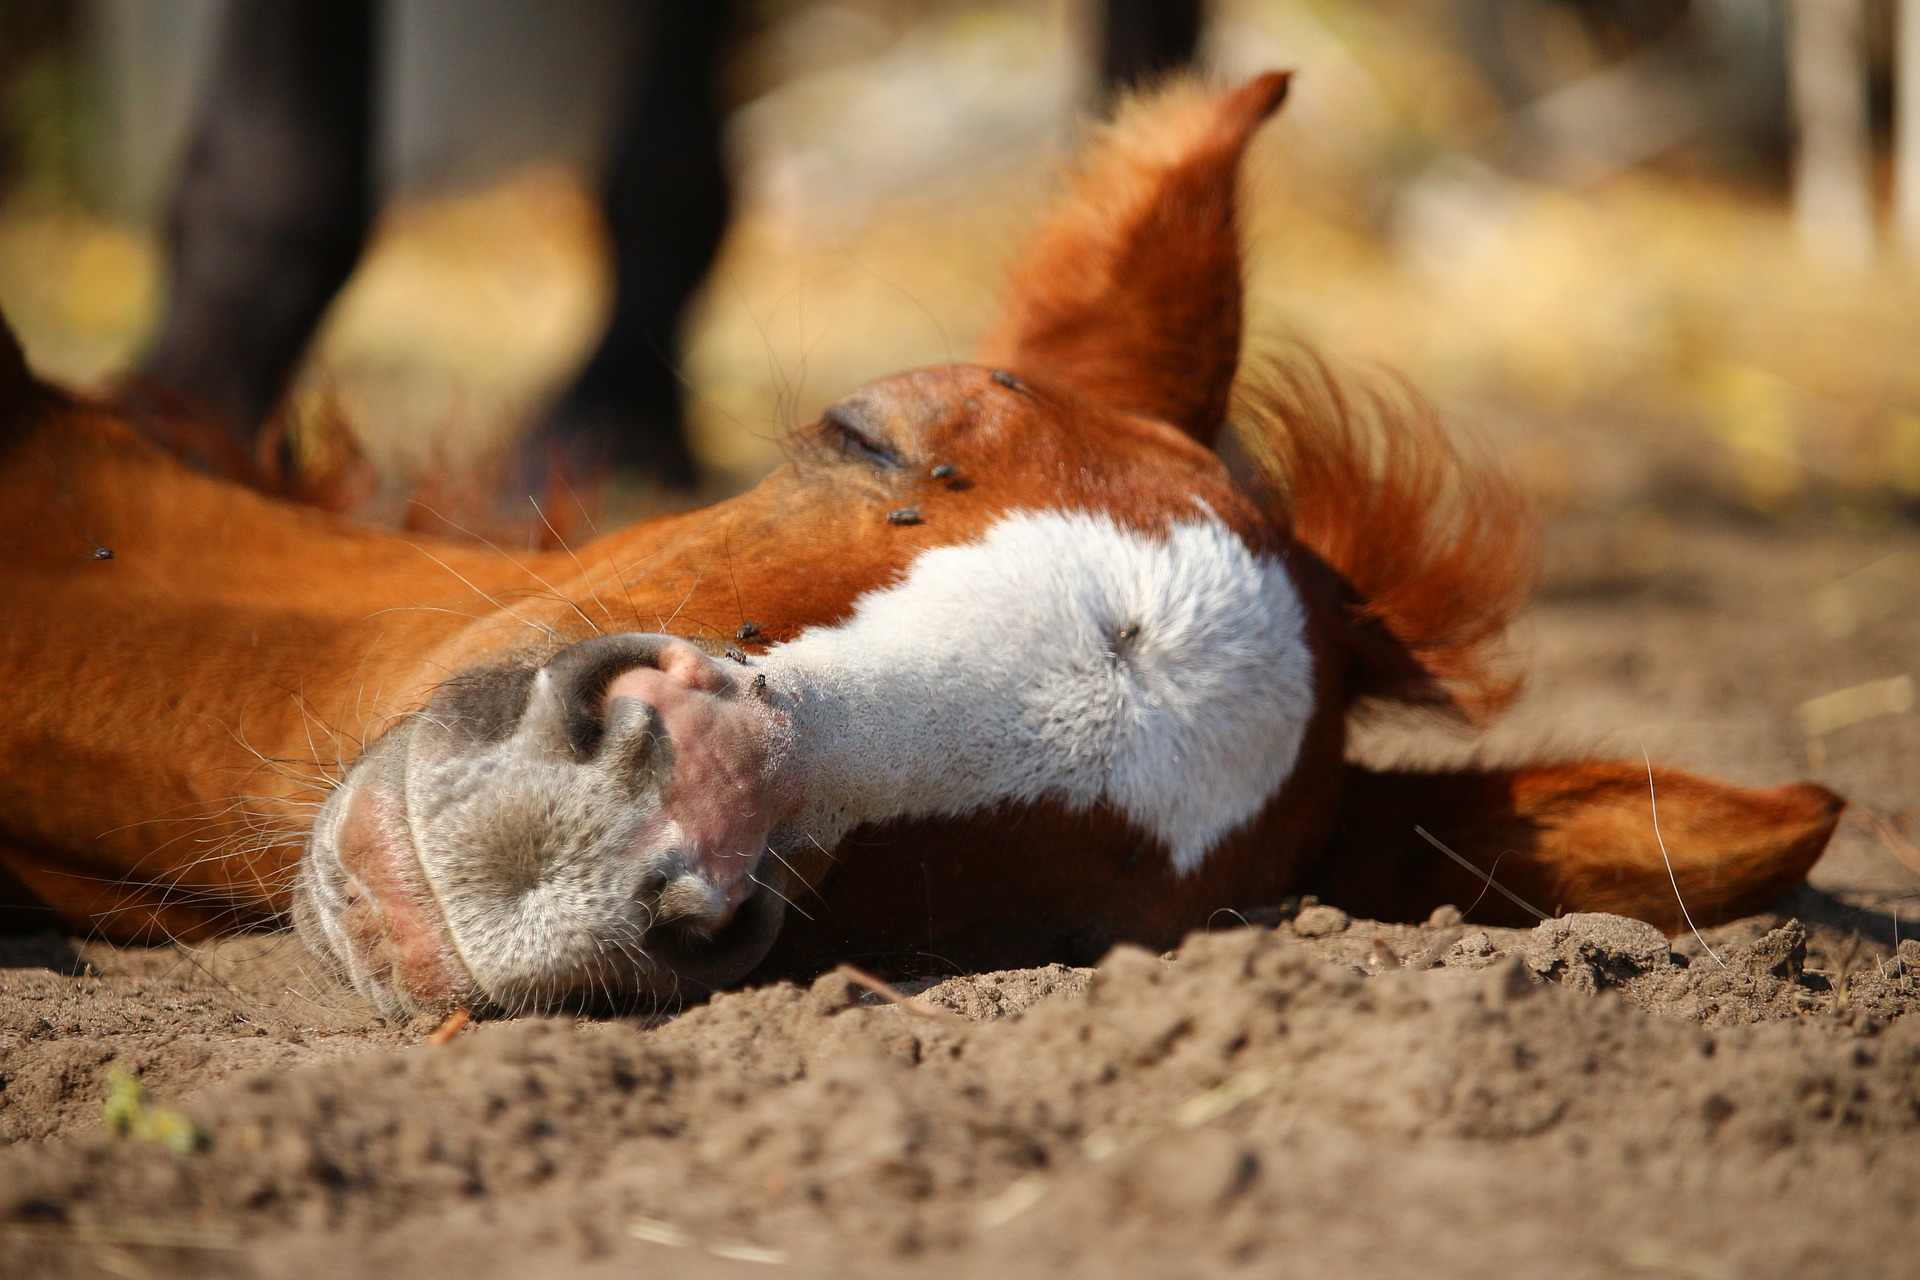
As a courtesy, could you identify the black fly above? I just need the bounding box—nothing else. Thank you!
[929,462,970,491]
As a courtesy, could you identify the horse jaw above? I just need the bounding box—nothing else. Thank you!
[759,508,1316,874]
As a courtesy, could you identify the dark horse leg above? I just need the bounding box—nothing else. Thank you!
[547,1,1197,492]
[1100,0,1203,102]
[535,2,732,493]
[140,0,373,453]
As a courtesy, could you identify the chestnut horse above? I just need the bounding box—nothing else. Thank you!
[0,74,1839,1016]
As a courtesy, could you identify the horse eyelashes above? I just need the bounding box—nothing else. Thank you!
[820,405,901,469]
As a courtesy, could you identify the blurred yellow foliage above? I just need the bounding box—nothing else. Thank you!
[1883,413,1920,497]
[59,225,152,335]
[1697,360,1801,513]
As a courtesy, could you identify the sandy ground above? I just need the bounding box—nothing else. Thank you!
[5,499,1920,1279]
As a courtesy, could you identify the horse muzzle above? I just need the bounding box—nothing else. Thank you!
[293,633,797,1019]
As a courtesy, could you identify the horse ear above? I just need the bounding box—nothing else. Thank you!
[976,72,1290,448]
[1301,762,1842,932]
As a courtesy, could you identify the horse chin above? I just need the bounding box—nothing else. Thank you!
[622,880,789,998]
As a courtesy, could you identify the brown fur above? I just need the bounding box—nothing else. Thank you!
[0,73,1839,962]
[1302,764,1843,932]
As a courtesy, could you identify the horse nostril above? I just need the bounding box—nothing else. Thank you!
[601,695,673,793]
[521,633,678,761]
[521,665,611,759]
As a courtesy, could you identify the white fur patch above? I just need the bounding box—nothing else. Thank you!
[762,510,1315,873]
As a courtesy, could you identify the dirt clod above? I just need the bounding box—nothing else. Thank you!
[1524,913,1673,992]
[1743,919,1808,980]
[1290,904,1350,937]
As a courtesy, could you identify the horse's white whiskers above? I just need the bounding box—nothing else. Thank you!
[529,496,620,635]
[749,871,812,923]
[1415,826,1547,922]
[412,503,605,639]
[400,537,554,641]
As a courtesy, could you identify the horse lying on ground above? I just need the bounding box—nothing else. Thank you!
[0,73,1840,1017]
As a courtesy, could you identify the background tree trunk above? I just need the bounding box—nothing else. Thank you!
[1897,0,1920,256]
[1788,0,1876,267]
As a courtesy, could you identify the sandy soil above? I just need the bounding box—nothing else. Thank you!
[6,503,1920,1279]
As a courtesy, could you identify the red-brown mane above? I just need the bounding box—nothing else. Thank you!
[1232,352,1535,725]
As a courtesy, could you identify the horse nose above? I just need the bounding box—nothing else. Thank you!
[520,634,712,776]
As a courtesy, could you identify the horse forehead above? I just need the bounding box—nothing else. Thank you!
[856,364,1258,531]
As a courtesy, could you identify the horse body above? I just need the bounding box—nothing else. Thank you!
[0,73,1842,1015]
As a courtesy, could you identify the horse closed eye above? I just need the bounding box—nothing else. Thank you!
[819,406,901,470]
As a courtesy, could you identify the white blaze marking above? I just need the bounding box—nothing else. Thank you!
[762,509,1315,873]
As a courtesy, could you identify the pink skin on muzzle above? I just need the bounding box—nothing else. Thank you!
[332,784,469,1006]
[602,642,786,925]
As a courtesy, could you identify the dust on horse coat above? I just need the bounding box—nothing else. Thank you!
[0,75,1840,1016]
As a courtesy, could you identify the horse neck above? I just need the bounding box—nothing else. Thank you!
[0,409,581,879]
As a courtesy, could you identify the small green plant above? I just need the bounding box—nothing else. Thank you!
[101,1070,205,1154]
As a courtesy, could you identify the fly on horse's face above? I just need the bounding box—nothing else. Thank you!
[0,72,1842,1020]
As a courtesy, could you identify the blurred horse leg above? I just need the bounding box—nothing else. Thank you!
[538,0,1203,496]
[541,1,732,495]
[140,0,374,457]
[1099,0,1202,102]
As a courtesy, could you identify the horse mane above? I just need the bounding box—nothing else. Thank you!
[976,71,1532,726]
[1231,348,1536,725]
